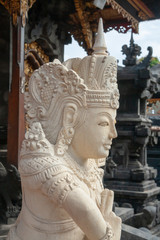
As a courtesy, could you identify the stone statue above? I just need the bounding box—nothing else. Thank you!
[7,19,121,240]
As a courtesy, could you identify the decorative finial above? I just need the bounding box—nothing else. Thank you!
[93,18,108,55]
[130,31,134,48]
[122,31,141,66]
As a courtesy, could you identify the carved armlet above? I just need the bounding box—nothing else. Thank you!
[99,223,113,240]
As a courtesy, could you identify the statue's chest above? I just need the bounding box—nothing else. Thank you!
[64,157,104,207]
[74,167,104,208]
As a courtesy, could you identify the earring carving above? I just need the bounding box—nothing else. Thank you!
[55,127,74,156]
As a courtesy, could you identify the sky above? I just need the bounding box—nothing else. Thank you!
[64,19,160,66]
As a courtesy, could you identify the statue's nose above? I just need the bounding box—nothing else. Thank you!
[109,124,117,139]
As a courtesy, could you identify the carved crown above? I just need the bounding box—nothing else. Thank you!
[24,18,119,125]
[64,18,119,109]
[64,54,119,109]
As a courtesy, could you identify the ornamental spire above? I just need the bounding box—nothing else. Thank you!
[93,18,108,55]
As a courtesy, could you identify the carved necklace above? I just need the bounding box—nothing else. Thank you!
[63,153,104,191]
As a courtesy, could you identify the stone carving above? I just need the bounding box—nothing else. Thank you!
[25,17,69,62]
[0,162,21,223]
[104,34,160,216]
[124,204,159,230]
[122,31,141,66]
[7,19,121,240]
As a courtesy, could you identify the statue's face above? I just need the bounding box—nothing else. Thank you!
[69,107,117,161]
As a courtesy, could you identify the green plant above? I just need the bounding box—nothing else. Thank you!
[138,56,160,67]
[150,57,160,67]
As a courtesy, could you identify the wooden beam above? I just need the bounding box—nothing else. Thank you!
[74,0,93,50]
[7,16,25,167]
[106,0,139,32]
[0,0,37,26]
[127,0,155,19]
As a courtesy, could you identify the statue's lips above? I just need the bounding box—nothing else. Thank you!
[103,144,111,150]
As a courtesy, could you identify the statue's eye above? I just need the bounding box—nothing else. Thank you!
[98,122,109,126]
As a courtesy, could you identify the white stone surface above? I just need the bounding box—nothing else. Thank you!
[7,19,121,240]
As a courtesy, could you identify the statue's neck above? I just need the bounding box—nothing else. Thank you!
[67,146,89,170]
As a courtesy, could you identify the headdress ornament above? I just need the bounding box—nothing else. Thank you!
[64,18,119,109]
[25,60,87,124]
[25,18,119,126]
[93,18,108,55]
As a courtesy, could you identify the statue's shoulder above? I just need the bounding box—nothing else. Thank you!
[19,122,66,176]
[19,155,63,176]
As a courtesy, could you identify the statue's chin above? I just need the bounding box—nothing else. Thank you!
[93,150,109,160]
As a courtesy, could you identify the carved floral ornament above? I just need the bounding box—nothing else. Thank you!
[0,0,36,26]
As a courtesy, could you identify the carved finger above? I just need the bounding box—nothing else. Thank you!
[100,189,109,216]
[108,212,122,240]
[104,190,114,218]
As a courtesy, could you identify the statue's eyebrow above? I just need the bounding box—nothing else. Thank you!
[98,112,112,118]
[97,112,116,122]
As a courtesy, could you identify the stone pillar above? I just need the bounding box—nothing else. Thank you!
[104,34,160,214]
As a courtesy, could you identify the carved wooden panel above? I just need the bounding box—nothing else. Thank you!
[24,42,49,92]
[0,0,36,25]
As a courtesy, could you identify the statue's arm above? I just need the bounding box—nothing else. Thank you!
[62,187,107,240]
[39,170,120,240]
[20,160,121,240]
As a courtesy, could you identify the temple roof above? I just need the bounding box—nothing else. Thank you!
[67,0,160,52]
[0,0,160,53]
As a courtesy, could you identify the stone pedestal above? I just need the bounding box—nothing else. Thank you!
[115,207,134,222]
[121,224,160,240]
[106,180,160,212]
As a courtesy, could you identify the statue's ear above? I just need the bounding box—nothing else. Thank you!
[55,103,78,155]
[63,103,78,128]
